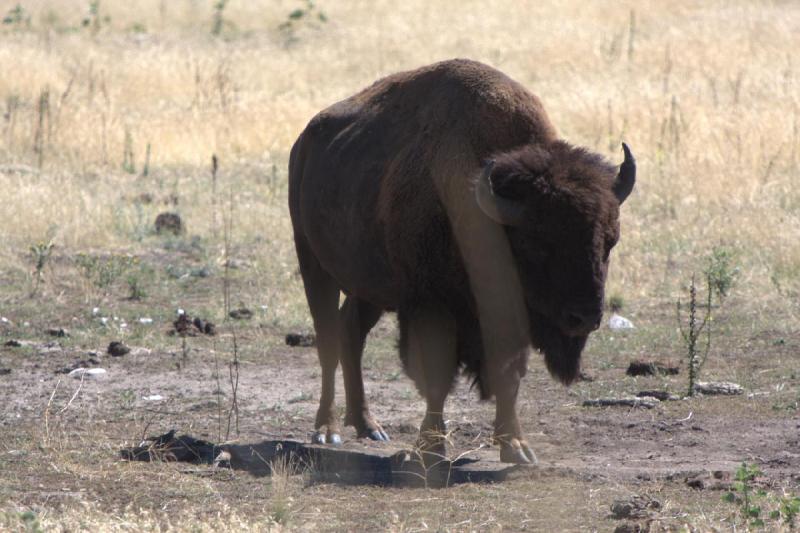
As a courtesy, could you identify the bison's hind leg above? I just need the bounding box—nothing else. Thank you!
[399,307,458,467]
[339,296,387,440]
[294,236,343,445]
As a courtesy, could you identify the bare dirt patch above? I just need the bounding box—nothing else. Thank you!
[1,304,799,530]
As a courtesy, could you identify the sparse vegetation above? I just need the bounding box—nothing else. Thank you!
[82,1,109,34]
[122,128,135,174]
[125,266,149,300]
[2,4,30,28]
[723,462,765,527]
[75,253,137,300]
[676,274,713,397]
[211,0,228,36]
[0,1,798,531]
[704,245,740,302]
[607,294,624,313]
[29,239,55,296]
[722,463,800,529]
[278,0,328,44]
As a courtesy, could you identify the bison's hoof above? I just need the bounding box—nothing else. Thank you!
[368,429,390,441]
[311,429,342,445]
[499,438,538,465]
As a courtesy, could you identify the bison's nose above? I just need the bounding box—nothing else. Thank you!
[562,305,603,336]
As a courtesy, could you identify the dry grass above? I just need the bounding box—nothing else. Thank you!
[1,1,799,306]
[2,0,800,530]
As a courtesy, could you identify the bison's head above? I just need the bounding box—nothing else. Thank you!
[476,142,636,384]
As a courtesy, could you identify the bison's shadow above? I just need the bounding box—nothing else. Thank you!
[120,430,521,487]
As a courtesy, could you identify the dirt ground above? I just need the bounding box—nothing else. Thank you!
[2,1,800,530]
[1,277,799,530]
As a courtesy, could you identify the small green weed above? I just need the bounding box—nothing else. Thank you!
[677,274,713,397]
[119,389,136,409]
[126,263,152,300]
[82,1,110,34]
[2,4,30,28]
[211,0,228,36]
[608,293,624,313]
[75,253,137,300]
[19,510,43,533]
[29,239,55,296]
[723,462,800,528]
[278,0,328,44]
[780,496,800,529]
[122,128,135,174]
[704,245,739,301]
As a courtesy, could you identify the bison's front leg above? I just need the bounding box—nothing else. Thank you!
[401,308,458,467]
[493,367,537,465]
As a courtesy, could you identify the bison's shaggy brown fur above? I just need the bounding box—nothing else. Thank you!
[288,59,635,463]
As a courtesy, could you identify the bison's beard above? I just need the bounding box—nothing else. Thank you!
[529,312,587,385]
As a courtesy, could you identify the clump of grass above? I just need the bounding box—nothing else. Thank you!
[29,239,55,297]
[211,0,228,36]
[122,128,135,174]
[278,0,328,45]
[18,511,43,533]
[125,265,150,301]
[82,1,109,35]
[725,462,763,526]
[267,455,302,526]
[75,253,137,301]
[722,463,800,528]
[2,4,30,28]
[33,88,50,169]
[141,142,151,177]
[704,245,739,301]
[608,294,624,313]
[780,496,800,529]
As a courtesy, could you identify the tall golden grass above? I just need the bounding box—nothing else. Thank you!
[1,0,799,318]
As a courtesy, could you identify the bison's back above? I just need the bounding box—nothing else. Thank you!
[289,59,556,310]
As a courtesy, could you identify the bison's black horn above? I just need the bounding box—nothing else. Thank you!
[475,160,526,226]
[613,142,636,204]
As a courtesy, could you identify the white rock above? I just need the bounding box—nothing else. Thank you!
[693,381,743,395]
[138,317,153,324]
[92,307,100,316]
[142,394,164,401]
[176,308,185,316]
[99,317,109,325]
[1,317,9,323]
[609,313,635,330]
[69,367,107,378]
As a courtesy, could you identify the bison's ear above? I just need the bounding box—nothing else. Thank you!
[613,143,636,204]
[475,160,526,226]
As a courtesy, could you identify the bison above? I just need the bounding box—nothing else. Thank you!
[288,59,635,464]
